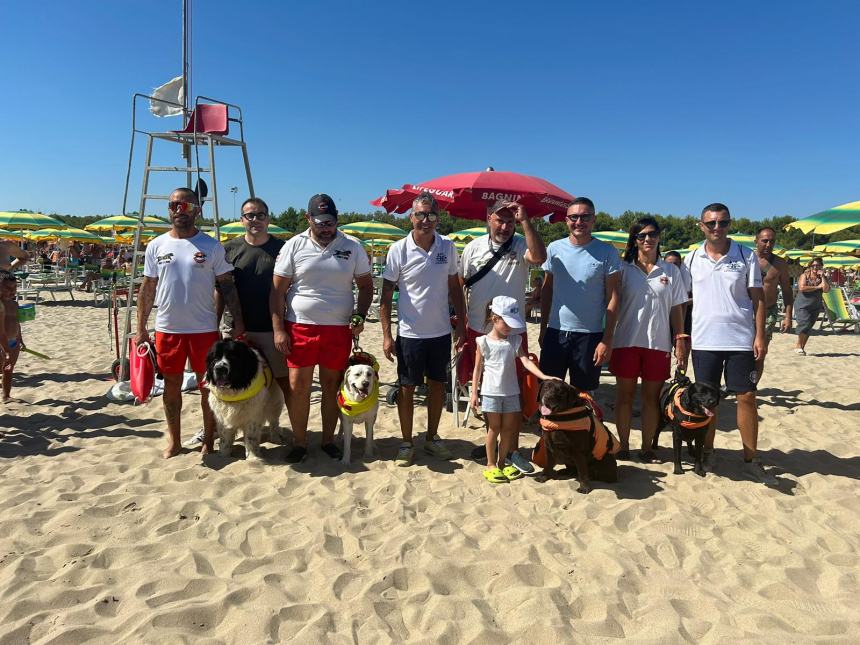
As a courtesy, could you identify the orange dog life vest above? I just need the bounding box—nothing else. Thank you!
[667,389,711,430]
[539,405,620,461]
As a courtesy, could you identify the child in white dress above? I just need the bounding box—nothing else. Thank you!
[469,296,556,484]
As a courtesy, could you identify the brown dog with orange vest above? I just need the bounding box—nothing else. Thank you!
[653,371,720,477]
[534,379,620,494]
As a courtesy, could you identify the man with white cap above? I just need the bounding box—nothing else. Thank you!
[469,295,557,484]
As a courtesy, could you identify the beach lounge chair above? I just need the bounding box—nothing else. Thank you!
[820,287,860,333]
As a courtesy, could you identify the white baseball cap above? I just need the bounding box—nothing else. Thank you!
[491,295,525,333]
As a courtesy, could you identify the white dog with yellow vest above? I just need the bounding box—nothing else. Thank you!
[205,339,284,460]
[337,349,380,465]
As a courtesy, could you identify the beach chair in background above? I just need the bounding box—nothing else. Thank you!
[820,287,860,333]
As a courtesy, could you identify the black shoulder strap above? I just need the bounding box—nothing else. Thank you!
[464,235,515,288]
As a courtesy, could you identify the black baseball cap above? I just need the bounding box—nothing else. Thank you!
[308,193,338,218]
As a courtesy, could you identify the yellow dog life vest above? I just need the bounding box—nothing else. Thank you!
[337,381,379,417]
[209,366,272,402]
[667,388,711,430]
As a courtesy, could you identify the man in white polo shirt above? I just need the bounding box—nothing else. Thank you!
[135,187,245,459]
[380,192,466,466]
[458,198,546,469]
[270,194,373,464]
[685,202,776,484]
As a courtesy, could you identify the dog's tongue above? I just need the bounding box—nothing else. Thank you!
[214,377,229,387]
[703,408,715,417]
[540,405,552,416]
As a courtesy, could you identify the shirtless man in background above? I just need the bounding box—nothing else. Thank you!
[755,226,793,380]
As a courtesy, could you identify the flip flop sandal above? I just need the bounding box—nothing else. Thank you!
[502,465,523,481]
[483,467,508,484]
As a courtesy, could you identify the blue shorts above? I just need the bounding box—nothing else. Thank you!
[692,349,757,393]
[538,329,603,391]
[481,394,521,414]
[395,334,451,386]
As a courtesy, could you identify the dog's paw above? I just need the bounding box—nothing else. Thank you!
[535,473,550,483]
[694,465,706,477]
[576,483,592,494]
[340,456,351,466]
[673,465,684,475]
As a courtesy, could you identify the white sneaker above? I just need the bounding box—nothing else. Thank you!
[742,458,778,485]
[507,451,535,474]
[183,428,205,447]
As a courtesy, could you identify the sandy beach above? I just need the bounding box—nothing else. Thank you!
[1,293,858,644]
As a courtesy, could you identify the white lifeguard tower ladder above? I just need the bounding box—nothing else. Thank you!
[113,0,256,381]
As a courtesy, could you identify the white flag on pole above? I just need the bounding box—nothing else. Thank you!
[149,76,184,117]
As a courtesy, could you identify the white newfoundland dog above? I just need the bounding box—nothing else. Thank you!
[205,339,284,460]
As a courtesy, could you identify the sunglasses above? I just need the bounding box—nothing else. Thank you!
[312,218,337,228]
[702,219,731,230]
[169,200,199,214]
[635,231,659,241]
[242,211,268,221]
[567,214,593,222]
[413,212,439,222]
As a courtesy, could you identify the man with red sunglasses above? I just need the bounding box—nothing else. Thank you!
[684,202,775,484]
[135,187,245,459]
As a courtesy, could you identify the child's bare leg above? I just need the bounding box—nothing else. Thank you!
[498,412,519,468]
[3,348,19,400]
[485,412,502,468]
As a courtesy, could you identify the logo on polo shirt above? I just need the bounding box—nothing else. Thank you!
[660,276,669,285]
[156,252,174,265]
[333,249,352,260]
[193,251,207,264]
[434,252,448,264]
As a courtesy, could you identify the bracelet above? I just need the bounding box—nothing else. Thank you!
[674,333,690,341]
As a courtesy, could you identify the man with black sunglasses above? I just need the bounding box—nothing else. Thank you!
[216,197,289,404]
[538,196,621,394]
[270,193,373,463]
[684,203,776,484]
[136,187,245,458]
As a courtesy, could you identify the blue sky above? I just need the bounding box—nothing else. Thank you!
[1,0,858,221]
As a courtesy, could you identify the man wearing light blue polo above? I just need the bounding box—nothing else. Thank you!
[539,197,621,391]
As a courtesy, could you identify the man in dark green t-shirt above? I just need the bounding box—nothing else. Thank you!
[216,197,288,397]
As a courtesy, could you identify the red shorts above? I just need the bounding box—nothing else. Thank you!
[457,326,530,385]
[285,322,352,370]
[154,331,219,375]
[609,346,671,382]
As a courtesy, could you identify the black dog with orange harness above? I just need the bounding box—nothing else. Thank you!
[653,370,720,477]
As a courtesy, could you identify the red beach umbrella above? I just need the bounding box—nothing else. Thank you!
[371,168,575,220]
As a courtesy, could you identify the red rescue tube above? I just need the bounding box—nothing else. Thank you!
[129,340,156,404]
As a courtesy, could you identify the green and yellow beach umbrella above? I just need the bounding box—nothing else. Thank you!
[449,226,488,241]
[114,230,161,245]
[361,238,394,254]
[216,221,293,240]
[593,230,630,250]
[85,215,171,232]
[25,227,105,243]
[812,239,860,256]
[0,211,66,230]
[0,228,24,239]
[338,221,408,240]
[785,201,860,235]
[687,235,787,257]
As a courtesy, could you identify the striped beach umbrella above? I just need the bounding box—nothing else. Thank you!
[448,226,488,241]
[25,227,106,243]
[812,239,860,256]
[0,228,24,239]
[338,221,408,240]
[593,230,629,250]
[0,211,66,230]
[785,201,860,235]
[85,215,172,232]
[216,221,293,240]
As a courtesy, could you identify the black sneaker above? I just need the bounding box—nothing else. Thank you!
[286,446,308,463]
[321,443,343,460]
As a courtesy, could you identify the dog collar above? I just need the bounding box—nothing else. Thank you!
[337,381,379,417]
[209,366,272,402]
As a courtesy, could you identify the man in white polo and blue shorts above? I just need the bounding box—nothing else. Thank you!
[270,194,373,463]
[380,191,466,467]
[685,202,776,484]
